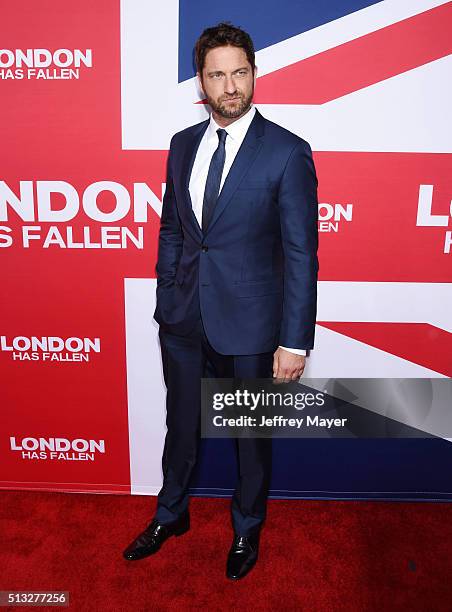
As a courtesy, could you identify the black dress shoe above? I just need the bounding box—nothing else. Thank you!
[122,512,190,560]
[226,531,260,580]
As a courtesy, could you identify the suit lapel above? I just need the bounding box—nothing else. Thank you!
[180,119,209,236]
[205,109,265,235]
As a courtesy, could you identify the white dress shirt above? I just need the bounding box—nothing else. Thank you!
[188,104,306,357]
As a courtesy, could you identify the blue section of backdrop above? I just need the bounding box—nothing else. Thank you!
[192,438,452,501]
[178,0,382,81]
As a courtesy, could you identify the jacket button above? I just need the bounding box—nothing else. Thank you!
[201,245,208,252]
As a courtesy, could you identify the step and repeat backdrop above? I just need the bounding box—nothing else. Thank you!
[1,0,451,500]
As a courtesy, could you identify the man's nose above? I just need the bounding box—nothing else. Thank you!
[224,75,237,94]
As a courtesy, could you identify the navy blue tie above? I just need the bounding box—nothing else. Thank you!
[202,128,227,233]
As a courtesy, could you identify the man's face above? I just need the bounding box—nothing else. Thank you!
[198,45,256,122]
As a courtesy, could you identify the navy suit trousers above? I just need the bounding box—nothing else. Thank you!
[155,313,274,536]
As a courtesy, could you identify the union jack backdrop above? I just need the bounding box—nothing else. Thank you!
[1,0,451,499]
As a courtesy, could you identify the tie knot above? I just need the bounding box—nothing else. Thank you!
[217,128,227,144]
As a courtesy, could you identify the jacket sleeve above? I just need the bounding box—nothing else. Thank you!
[155,136,183,291]
[277,139,319,350]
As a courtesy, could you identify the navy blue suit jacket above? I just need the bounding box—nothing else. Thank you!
[153,108,319,355]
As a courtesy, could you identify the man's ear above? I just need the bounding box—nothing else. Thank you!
[253,65,258,86]
[196,71,205,96]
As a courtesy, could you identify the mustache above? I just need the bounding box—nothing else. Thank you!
[220,93,243,102]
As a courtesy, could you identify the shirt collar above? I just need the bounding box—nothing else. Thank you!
[208,104,256,142]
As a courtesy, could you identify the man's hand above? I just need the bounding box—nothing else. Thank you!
[273,347,306,382]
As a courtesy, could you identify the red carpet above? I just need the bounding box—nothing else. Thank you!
[1,491,451,611]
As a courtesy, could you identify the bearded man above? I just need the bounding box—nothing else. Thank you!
[123,22,319,581]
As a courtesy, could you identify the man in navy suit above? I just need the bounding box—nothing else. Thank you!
[124,22,319,580]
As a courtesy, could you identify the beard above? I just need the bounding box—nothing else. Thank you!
[206,88,254,120]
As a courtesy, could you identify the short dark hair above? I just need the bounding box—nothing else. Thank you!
[195,22,255,76]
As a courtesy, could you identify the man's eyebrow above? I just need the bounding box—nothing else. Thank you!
[206,66,250,76]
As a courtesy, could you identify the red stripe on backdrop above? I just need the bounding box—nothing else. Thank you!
[318,322,452,377]
[254,3,452,104]
[0,0,164,492]
[314,151,451,283]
